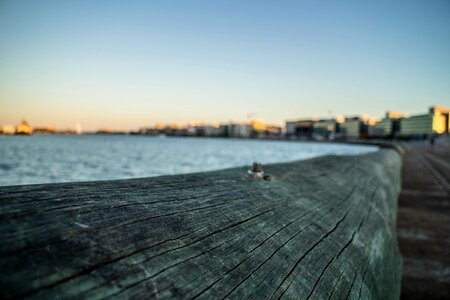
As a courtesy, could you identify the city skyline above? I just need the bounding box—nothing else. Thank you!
[2,104,448,134]
[1,0,450,131]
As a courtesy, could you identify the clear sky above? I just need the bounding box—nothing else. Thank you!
[1,0,449,130]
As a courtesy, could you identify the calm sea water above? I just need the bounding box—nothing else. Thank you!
[0,135,377,186]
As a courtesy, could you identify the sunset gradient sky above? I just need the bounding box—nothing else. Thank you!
[1,0,449,130]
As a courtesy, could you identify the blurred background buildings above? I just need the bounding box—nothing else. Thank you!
[1,105,449,141]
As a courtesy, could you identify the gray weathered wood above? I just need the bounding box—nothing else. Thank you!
[0,149,402,299]
[397,144,450,299]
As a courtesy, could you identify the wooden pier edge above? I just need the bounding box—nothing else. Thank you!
[0,148,403,299]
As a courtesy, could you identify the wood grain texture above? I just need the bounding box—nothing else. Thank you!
[0,149,402,299]
[397,144,450,299]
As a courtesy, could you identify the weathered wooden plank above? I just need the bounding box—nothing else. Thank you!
[0,149,402,299]
[397,144,450,299]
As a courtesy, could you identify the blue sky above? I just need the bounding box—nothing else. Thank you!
[0,0,449,130]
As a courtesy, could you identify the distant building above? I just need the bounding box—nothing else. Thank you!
[251,119,282,139]
[166,124,192,136]
[265,125,283,139]
[286,118,339,140]
[285,119,315,138]
[96,129,126,135]
[33,126,58,134]
[251,119,267,132]
[400,106,449,137]
[131,127,158,135]
[16,120,33,135]
[369,111,406,138]
[285,121,297,137]
[367,119,383,137]
[0,125,15,135]
[340,115,369,139]
[59,128,78,135]
[189,125,224,137]
[312,119,338,140]
[226,123,252,138]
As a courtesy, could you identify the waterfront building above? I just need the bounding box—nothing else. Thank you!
[285,121,297,137]
[185,122,224,137]
[251,119,272,138]
[312,119,337,140]
[251,119,267,132]
[250,122,282,139]
[368,119,383,137]
[340,115,369,139]
[400,106,449,137]
[265,125,283,139]
[226,123,252,138]
[59,128,78,135]
[151,123,189,136]
[286,118,338,140]
[15,120,33,135]
[133,127,159,135]
[95,129,126,135]
[33,126,58,134]
[0,125,15,135]
[369,111,406,138]
[189,125,224,137]
[285,119,315,138]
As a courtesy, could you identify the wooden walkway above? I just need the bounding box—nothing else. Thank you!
[397,143,450,299]
[0,149,403,299]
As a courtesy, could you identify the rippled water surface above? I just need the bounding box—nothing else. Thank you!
[0,135,378,186]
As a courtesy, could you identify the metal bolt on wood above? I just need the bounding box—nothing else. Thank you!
[248,162,264,179]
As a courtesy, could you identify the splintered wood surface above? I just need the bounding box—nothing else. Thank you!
[0,149,402,299]
[397,144,450,299]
